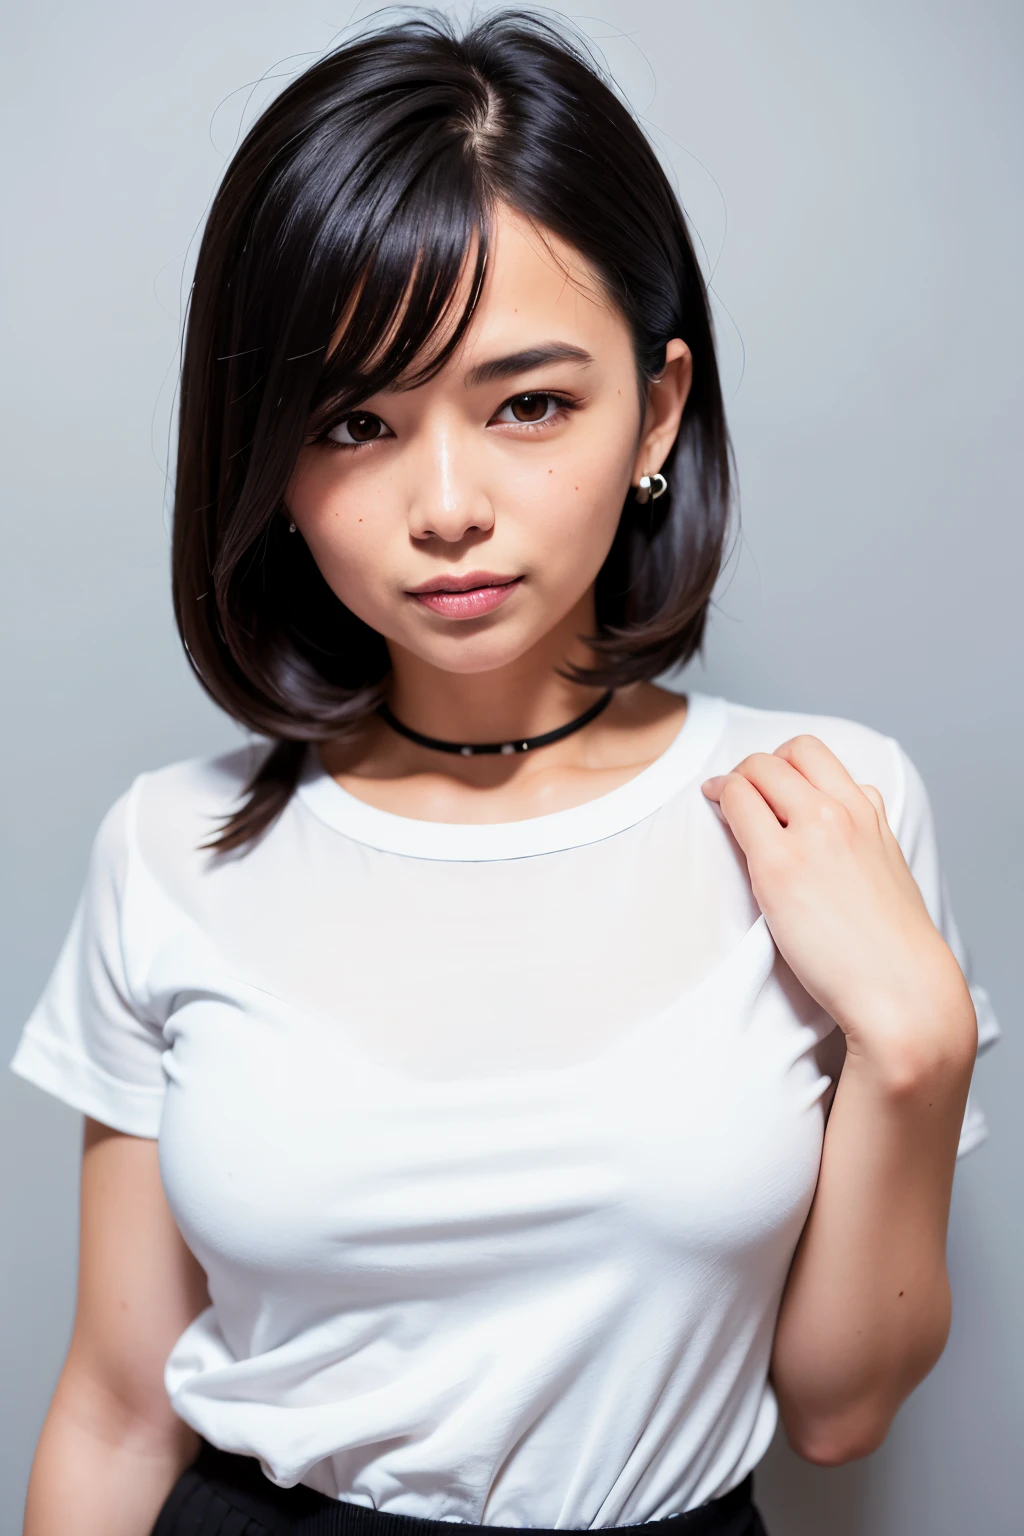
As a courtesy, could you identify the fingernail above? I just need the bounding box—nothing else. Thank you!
[701,776,725,796]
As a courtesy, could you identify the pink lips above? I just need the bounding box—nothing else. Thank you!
[407,573,524,619]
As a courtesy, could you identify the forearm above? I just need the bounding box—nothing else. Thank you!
[23,1373,197,1536]
[769,1036,975,1464]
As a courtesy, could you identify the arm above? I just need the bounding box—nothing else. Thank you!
[767,1038,970,1463]
[703,735,977,1465]
[22,1117,210,1536]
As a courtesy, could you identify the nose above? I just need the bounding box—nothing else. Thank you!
[406,423,494,545]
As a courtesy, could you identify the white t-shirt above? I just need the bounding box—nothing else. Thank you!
[9,692,999,1525]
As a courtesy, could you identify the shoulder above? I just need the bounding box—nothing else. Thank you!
[706,695,914,822]
[133,742,266,819]
[88,742,273,885]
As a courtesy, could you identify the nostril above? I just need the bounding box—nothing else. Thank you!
[408,502,496,544]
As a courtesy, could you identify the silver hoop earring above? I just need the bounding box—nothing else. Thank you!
[635,471,668,505]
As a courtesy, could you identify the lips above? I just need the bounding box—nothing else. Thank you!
[406,572,524,619]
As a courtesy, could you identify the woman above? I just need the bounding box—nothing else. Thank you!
[10,12,999,1536]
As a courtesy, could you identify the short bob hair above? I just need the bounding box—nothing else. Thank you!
[172,9,732,851]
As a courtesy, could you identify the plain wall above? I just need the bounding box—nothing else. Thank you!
[1,1,1020,1530]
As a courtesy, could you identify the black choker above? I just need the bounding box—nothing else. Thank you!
[377,690,614,757]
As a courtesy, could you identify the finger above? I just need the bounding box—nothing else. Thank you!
[712,751,821,827]
[772,734,871,816]
[858,782,894,833]
[705,771,787,858]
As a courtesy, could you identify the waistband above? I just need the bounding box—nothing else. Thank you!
[155,1440,760,1536]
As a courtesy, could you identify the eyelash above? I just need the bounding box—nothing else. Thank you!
[319,391,582,452]
[491,391,581,431]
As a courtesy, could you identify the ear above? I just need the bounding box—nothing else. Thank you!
[630,338,692,489]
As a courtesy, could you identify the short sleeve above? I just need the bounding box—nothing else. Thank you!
[8,778,167,1138]
[887,739,1001,1160]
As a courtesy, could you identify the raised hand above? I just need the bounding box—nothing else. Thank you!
[702,735,976,1077]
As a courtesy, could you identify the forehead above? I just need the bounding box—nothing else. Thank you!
[460,205,623,361]
[469,207,614,333]
[326,203,631,389]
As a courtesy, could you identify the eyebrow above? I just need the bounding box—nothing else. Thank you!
[464,343,595,389]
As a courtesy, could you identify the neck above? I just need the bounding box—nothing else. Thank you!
[385,595,606,746]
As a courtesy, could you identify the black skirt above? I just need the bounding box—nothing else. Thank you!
[150,1440,770,1536]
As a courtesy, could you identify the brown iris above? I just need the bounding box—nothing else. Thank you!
[508,393,550,422]
[344,412,383,442]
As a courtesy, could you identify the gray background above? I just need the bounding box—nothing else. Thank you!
[1,1,1020,1530]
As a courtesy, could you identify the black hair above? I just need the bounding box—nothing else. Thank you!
[171,8,732,851]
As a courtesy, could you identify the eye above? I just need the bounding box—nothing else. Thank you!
[492,392,567,427]
[326,412,392,447]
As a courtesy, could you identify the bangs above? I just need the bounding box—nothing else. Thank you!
[299,135,493,437]
[173,10,732,852]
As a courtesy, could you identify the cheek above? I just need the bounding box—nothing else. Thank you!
[514,417,634,569]
[286,455,398,622]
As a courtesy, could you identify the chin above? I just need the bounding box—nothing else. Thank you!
[407,627,541,678]
[418,644,533,678]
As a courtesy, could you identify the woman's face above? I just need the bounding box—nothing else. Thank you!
[285,205,690,678]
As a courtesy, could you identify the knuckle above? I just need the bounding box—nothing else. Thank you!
[778,733,820,762]
[860,783,886,815]
[813,799,854,838]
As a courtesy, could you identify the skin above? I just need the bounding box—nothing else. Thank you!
[288,208,695,820]
[289,205,978,1458]
[23,204,977,1532]
[23,1121,208,1536]
[703,742,977,1459]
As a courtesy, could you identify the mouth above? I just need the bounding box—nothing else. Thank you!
[406,572,524,620]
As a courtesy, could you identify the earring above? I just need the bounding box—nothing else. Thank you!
[635,471,668,505]
[288,520,297,533]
